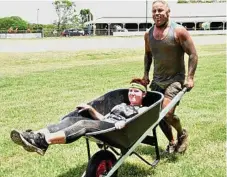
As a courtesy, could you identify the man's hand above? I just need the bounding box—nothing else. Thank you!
[142,75,150,85]
[185,77,194,91]
[115,120,126,129]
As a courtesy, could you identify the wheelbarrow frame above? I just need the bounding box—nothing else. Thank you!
[81,87,187,177]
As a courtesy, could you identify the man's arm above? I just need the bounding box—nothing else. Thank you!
[143,32,153,85]
[176,27,198,89]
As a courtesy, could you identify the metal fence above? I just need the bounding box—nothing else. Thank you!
[0,26,226,39]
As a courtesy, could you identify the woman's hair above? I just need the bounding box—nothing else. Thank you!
[130,78,148,92]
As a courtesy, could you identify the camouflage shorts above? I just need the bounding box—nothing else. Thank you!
[150,82,183,100]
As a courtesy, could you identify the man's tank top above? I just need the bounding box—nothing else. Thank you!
[148,21,185,89]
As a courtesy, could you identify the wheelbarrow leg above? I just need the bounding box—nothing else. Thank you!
[86,137,91,160]
[81,138,91,177]
[139,126,160,167]
[152,127,160,167]
[81,171,86,177]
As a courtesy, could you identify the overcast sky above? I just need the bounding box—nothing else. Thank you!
[0,0,179,24]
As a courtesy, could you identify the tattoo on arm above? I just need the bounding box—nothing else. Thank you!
[179,29,198,79]
[188,53,198,79]
[144,52,152,75]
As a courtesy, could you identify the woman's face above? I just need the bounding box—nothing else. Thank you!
[128,88,145,106]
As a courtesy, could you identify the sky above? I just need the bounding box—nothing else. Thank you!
[0,0,179,24]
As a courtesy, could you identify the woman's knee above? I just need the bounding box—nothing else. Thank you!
[74,120,90,127]
[47,116,79,133]
[65,128,86,143]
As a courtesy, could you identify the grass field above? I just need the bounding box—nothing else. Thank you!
[0,44,226,177]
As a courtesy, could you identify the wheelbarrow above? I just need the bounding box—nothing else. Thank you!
[63,88,187,177]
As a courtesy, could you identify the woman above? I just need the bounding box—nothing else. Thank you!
[11,78,148,156]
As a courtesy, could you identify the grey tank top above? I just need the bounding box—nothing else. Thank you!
[149,21,185,88]
[104,103,147,123]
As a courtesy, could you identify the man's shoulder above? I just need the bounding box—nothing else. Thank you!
[170,21,188,39]
[171,21,182,28]
[145,26,153,34]
[144,31,149,38]
[144,30,151,41]
[171,21,186,31]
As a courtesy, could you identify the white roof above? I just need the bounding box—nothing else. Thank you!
[89,2,226,24]
[94,17,154,24]
[169,3,226,17]
[92,16,226,24]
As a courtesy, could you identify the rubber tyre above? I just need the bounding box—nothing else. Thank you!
[86,150,118,177]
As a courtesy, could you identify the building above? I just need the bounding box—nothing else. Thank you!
[85,2,226,35]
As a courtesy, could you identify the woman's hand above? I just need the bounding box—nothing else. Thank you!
[77,103,105,120]
[76,103,92,112]
[115,120,126,129]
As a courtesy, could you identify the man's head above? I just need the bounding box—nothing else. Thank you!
[128,78,147,106]
[152,0,170,27]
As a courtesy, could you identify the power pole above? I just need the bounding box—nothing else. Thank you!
[37,8,39,24]
[146,0,148,29]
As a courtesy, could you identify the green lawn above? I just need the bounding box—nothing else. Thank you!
[0,44,225,177]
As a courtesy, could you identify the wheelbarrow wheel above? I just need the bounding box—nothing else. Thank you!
[86,150,118,177]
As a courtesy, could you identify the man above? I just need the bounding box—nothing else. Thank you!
[143,0,198,153]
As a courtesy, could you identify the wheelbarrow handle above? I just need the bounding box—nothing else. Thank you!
[182,87,188,93]
[159,87,187,121]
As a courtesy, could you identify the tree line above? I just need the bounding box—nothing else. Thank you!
[0,0,93,33]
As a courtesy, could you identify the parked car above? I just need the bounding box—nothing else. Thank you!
[83,27,90,35]
[61,28,84,37]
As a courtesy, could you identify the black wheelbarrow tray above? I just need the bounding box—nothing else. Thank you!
[64,88,187,177]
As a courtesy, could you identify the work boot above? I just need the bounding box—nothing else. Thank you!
[11,129,35,152]
[176,129,188,153]
[165,142,176,154]
[10,130,48,156]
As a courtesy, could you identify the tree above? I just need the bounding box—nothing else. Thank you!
[53,0,77,31]
[80,9,93,23]
[0,16,28,30]
[71,14,82,28]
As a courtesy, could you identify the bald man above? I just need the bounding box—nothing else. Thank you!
[143,0,198,153]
